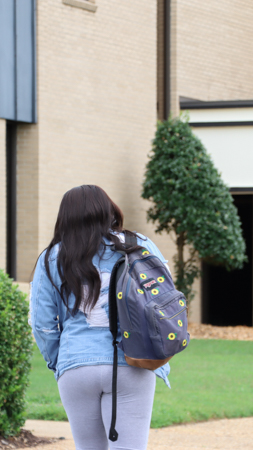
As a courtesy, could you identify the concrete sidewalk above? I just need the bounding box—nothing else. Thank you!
[24,417,253,449]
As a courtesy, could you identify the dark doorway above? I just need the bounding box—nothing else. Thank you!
[202,195,253,327]
[6,121,17,280]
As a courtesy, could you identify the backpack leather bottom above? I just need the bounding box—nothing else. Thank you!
[125,354,173,370]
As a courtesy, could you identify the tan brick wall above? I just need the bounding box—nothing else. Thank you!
[157,0,164,121]
[190,277,201,323]
[170,0,179,116]
[26,0,176,276]
[17,282,30,297]
[0,119,6,271]
[157,0,253,113]
[13,0,184,305]
[16,124,39,281]
[177,0,253,101]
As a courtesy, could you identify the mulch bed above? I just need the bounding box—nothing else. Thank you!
[0,430,58,450]
[188,323,253,341]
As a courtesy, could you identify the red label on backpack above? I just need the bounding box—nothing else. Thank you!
[140,278,158,291]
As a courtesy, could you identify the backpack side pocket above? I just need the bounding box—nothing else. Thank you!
[145,290,190,359]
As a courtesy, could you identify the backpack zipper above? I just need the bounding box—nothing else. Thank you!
[124,277,133,326]
[125,255,160,325]
[159,307,187,320]
[128,255,157,275]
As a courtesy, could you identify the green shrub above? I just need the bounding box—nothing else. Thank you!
[142,116,247,303]
[0,270,33,437]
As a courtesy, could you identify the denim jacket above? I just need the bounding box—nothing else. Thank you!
[30,233,171,388]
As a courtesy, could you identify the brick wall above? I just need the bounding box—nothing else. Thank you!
[0,119,6,271]
[14,0,201,321]
[16,0,177,281]
[36,0,158,250]
[37,0,157,246]
[157,0,164,121]
[157,0,253,114]
[177,0,253,101]
[170,0,179,115]
[16,124,39,281]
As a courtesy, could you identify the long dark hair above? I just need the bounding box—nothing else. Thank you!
[43,185,142,314]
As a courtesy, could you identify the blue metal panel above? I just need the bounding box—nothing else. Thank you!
[0,0,36,123]
[16,0,36,122]
[0,0,16,120]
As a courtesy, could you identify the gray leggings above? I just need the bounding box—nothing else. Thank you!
[58,365,156,450]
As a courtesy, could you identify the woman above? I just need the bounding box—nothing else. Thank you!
[30,185,170,450]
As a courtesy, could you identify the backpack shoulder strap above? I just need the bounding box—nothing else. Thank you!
[109,257,124,339]
[124,233,138,247]
[108,233,137,442]
[108,256,124,442]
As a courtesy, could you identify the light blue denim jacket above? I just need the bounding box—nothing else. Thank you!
[30,233,171,388]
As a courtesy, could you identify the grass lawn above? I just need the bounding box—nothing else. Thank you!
[26,340,253,427]
[25,344,67,421]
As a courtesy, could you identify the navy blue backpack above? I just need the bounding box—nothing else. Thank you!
[108,234,190,441]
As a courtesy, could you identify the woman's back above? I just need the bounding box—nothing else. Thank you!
[31,232,170,385]
[30,185,171,450]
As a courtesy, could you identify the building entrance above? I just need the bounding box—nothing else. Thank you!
[202,195,253,327]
